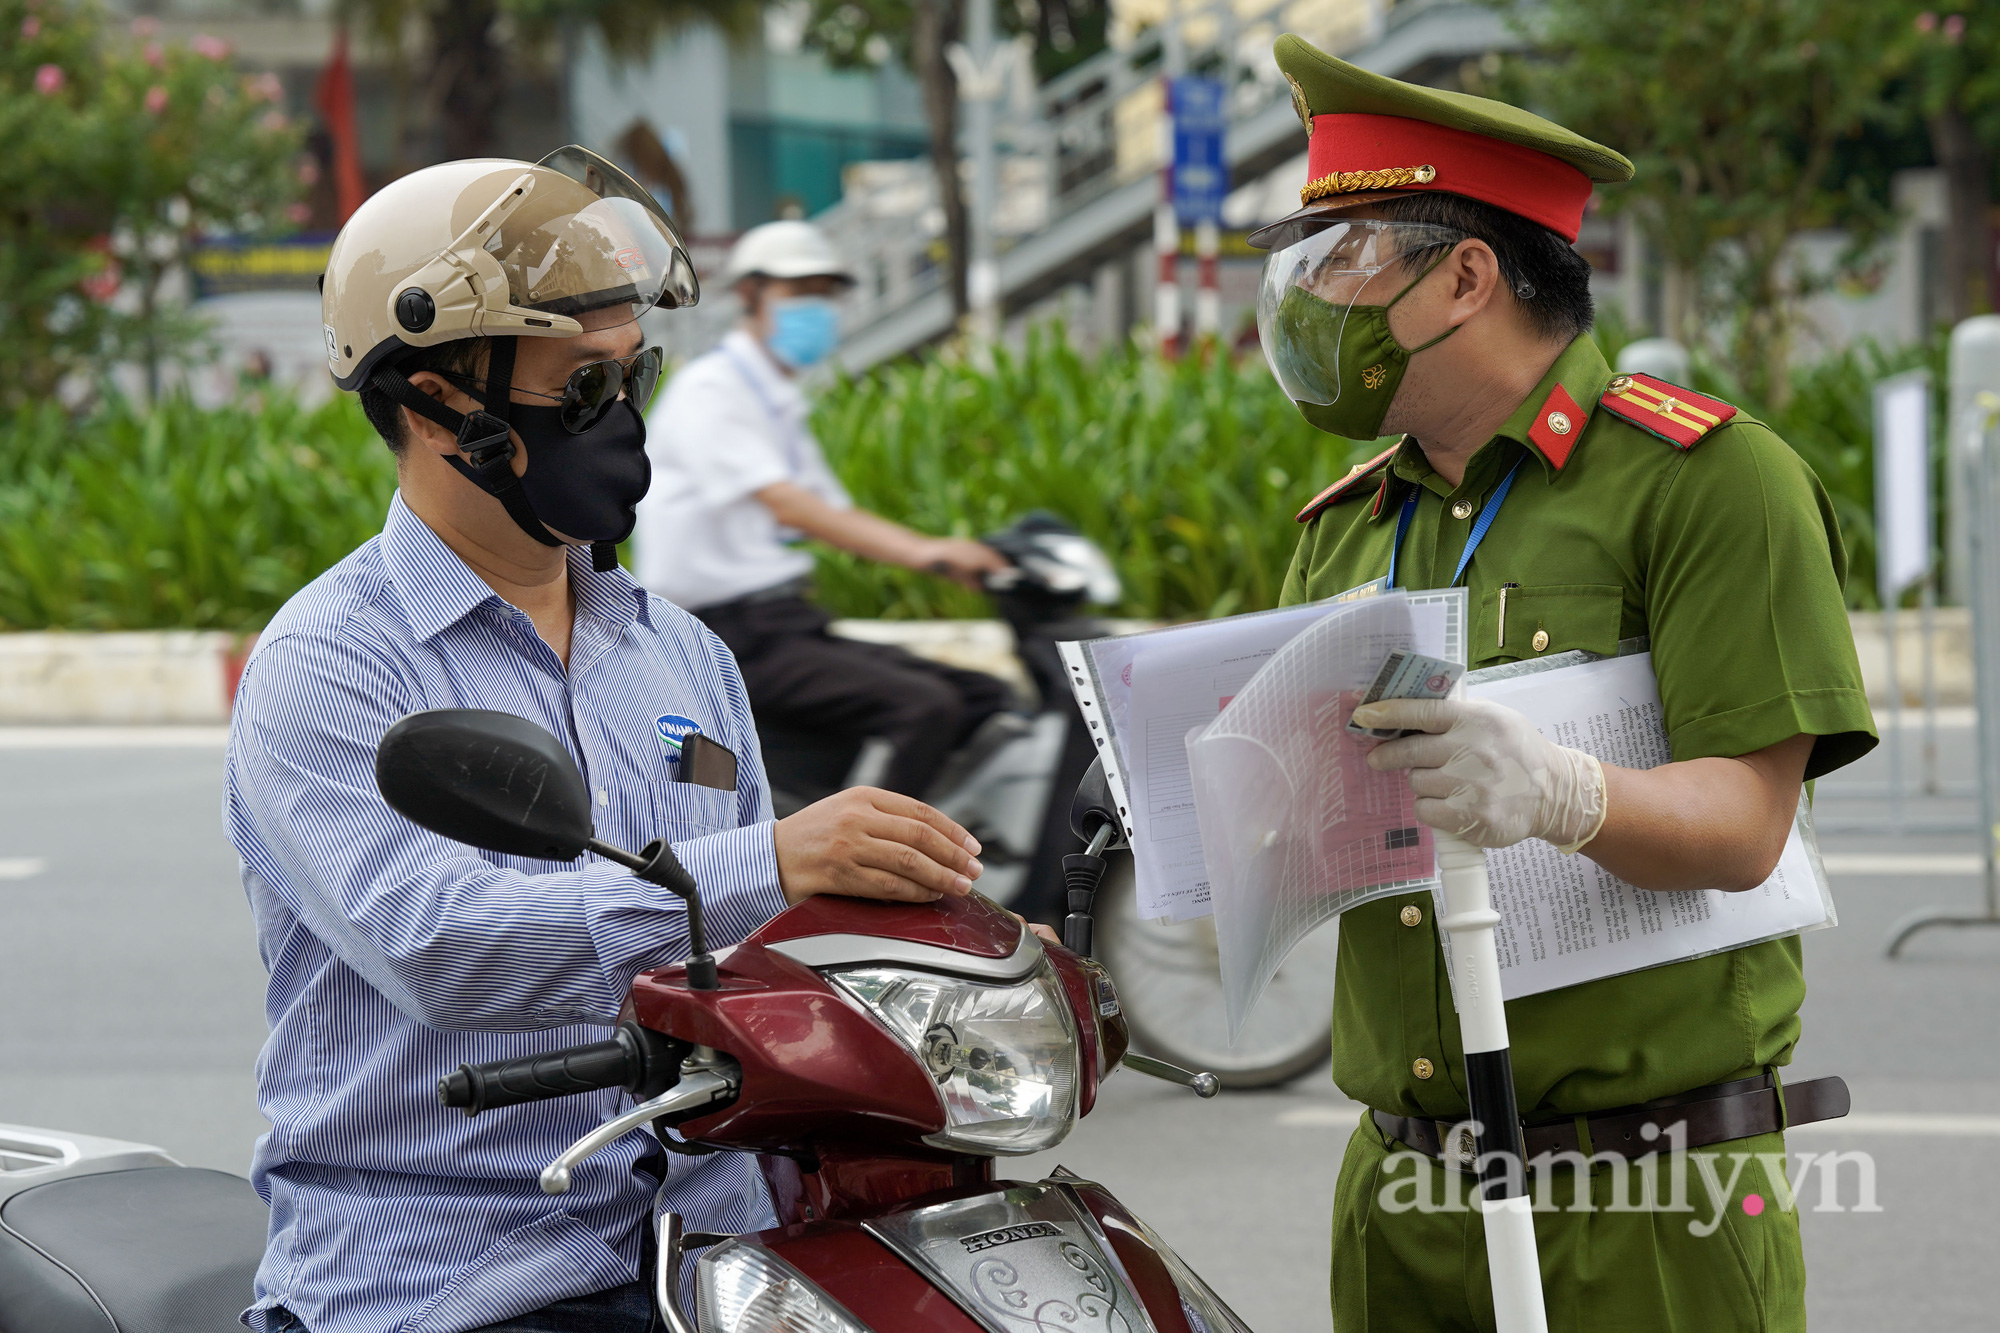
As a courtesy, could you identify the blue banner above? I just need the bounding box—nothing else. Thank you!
[1171,76,1228,227]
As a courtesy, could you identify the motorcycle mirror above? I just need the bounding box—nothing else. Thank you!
[1069,755,1124,847]
[376,709,594,861]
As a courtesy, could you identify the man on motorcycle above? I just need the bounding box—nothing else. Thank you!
[633,220,1016,799]
[225,151,989,1333]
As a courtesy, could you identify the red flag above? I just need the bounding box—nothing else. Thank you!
[314,29,367,225]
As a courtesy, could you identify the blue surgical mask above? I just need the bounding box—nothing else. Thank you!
[765,297,840,370]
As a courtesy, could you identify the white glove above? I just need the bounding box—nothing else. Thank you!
[1352,697,1607,852]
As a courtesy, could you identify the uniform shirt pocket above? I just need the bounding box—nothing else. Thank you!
[1476,583,1623,666]
[649,780,741,842]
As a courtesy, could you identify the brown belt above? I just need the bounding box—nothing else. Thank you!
[1372,1074,1850,1172]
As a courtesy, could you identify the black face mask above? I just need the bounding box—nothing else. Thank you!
[507,396,651,546]
[371,335,652,569]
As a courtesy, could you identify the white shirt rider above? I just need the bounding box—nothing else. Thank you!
[635,328,850,608]
[635,226,1003,610]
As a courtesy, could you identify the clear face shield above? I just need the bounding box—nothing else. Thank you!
[1255,219,1465,411]
[484,147,701,330]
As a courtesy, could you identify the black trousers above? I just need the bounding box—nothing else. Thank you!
[696,595,1015,799]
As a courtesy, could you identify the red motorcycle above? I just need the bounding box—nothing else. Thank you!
[376,709,1248,1333]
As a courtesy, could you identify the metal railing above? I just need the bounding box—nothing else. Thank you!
[1885,405,2000,954]
[817,0,1389,359]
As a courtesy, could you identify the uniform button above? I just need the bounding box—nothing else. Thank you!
[1607,373,1633,394]
[1546,410,1572,435]
[1412,1057,1435,1080]
[1400,904,1424,927]
[1532,629,1550,652]
[1450,499,1475,520]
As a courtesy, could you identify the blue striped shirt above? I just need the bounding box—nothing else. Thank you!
[225,494,787,1333]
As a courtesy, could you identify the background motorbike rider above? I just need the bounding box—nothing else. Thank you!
[230,150,989,1333]
[634,220,1017,799]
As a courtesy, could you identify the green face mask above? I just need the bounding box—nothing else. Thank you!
[1273,252,1457,440]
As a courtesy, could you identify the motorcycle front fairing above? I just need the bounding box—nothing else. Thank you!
[623,893,1238,1332]
[701,1174,1253,1333]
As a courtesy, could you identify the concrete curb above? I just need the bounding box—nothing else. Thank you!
[0,612,1965,725]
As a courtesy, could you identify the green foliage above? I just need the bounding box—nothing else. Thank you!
[1891,5,2000,137]
[1493,0,1905,405]
[0,393,395,631]
[0,330,1938,629]
[0,0,307,408]
[807,328,1377,622]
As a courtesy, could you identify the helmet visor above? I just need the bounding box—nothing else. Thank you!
[1255,220,1462,405]
[489,147,700,326]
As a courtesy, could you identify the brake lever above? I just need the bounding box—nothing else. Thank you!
[540,1063,737,1194]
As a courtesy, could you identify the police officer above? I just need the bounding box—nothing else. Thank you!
[1249,41,1878,1331]
[635,221,1015,799]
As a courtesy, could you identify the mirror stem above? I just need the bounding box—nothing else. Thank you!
[591,836,719,990]
[1060,820,1116,958]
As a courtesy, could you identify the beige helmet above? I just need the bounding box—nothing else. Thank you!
[321,145,697,393]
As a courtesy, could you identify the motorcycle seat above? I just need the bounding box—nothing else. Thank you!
[0,1166,267,1332]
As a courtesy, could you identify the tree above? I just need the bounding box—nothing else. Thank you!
[802,0,1108,322]
[1886,6,2000,325]
[342,0,763,169]
[1494,0,1905,405]
[0,0,306,408]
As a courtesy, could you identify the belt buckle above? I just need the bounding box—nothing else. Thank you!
[1438,1120,1479,1173]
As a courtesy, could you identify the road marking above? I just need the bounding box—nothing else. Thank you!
[1871,707,1975,729]
[1818,853,1984,875]
[1789,1113,2000,1137]
[1277,1107,2000,1136]
[0,858,46,880]
[1277,1106,1366,1127]
[0,727,229,749]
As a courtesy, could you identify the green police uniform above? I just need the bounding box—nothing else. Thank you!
[1258,39,1879,1333]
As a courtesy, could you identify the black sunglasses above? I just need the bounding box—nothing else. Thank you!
[443,345,665,434]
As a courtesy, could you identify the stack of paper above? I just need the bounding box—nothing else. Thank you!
[1063,604,1837,1045]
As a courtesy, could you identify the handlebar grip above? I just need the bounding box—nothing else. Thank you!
[439,1021,686,1116]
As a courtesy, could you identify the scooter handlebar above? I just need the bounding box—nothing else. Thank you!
[439,1021,686,1116]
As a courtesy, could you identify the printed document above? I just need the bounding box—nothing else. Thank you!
[1176,591,1469,1036]
[1463,651,1834,1003]
[1058,587,1462,922]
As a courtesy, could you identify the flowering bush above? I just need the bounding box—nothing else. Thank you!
[0,0,306,409]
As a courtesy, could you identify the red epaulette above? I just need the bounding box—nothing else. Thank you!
[1599,373,1738,450]
[1296,443,1400,524]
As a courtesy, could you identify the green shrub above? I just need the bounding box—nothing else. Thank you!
[0,392,392,630]
[809,327,1376,621]
[2,0,307,408]
[0,326,1942,630]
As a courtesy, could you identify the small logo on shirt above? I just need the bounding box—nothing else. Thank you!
[656,714,701,759]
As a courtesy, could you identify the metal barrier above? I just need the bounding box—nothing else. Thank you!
[1885,402,2000,955]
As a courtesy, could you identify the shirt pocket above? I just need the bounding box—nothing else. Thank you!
[649,779,741,842]
[1475,583,1623,666]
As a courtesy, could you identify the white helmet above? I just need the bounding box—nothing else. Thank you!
[724,221,854,286]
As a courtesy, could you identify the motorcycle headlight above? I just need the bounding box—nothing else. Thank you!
[831,962,1079,1154]
[697,1240,868,1333]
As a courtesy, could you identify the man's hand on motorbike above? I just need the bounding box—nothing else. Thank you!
[916,537,1009,588]
[1010,913,1061,946]
[1354,697,1607,852]
[775,787,986,906]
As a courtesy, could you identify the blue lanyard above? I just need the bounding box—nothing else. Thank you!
[1387,457,1526,590]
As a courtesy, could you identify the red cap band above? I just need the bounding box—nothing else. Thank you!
[1306,113,1593,242]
